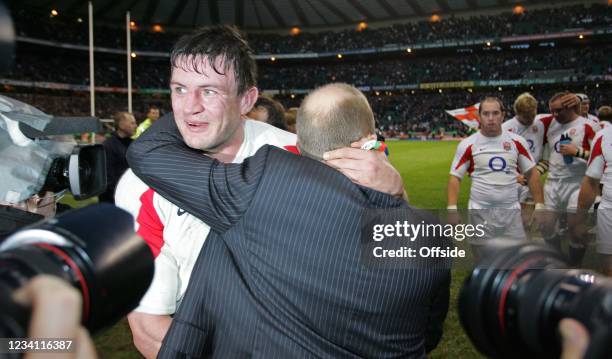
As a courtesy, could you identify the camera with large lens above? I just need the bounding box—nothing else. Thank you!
[459,241,612,358]
[0,203,154,337]
[42,143,106,200]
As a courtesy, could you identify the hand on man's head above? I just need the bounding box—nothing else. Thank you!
[323,136,405,199]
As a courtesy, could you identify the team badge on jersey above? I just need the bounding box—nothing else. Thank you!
[532,126,538,133]
[570,128,577,136]
[503,142,512,151]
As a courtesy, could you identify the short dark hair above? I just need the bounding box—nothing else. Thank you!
[170,25,257,95]
[254,96,286,130]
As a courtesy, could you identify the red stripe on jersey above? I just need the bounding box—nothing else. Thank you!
[284,145,300,155]
[136,188,164,258]
[539,115,554,144]
[588,136,604,166]
[455,144,474,174]
[513,140,533,161]
[582,123,596,151]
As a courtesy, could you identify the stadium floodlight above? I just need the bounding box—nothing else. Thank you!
[50,9,58,17]
[337,54,343,59]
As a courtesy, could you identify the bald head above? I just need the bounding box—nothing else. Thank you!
[296,83,375,160]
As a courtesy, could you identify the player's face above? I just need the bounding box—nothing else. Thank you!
[581,100,590,116]
[517,110,536,126]
[479,100,503,137]
[549,98,573,124]
[170,56,247,151]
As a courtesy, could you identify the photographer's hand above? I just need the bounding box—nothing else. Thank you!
[13,275,97,359]
[559,319,589,359]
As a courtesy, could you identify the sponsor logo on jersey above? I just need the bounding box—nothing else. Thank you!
[489,156,508,172]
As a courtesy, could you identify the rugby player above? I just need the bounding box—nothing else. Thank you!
[447,96,544,242]
[115,26,405,358]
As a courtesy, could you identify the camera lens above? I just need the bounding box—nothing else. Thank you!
[459,240,612,358]
[0,204,154,335]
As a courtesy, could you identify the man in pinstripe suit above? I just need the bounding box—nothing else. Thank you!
[125,26,407,358]
[128,81,450,358]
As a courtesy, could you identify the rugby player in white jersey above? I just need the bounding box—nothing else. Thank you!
[597,106,611,130]
[576,125,612,276]
[502,93,552,228]
[116,26,406,359]
[576,93,600,128]
[447,97,544,242]
[540,92,597,265]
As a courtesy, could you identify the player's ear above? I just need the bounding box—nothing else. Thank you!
[240,86,259,115]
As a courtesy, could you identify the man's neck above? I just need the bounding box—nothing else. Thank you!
[208,122,245,163]
[116,130,130,139]
[560,114,580,125]
[480,130,502,138]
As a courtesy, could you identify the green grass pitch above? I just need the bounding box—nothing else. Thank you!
[67,140,483,358]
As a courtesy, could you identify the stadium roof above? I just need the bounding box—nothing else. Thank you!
[26,0,586,31]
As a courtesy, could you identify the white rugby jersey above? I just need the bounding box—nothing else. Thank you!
[115,120,297,314]
[586,126,612,208]
[542,116,596,180]
[600,121,611,130]
[586,113,601,131]
[450,131,535,206]
[502,114,551,163]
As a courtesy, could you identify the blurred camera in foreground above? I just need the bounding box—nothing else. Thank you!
[0,204,154,337]
[459,240,612,358]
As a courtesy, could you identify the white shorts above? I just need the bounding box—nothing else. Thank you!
[597,208,612,255]
[468,200,526,242]
[544,178,582,212]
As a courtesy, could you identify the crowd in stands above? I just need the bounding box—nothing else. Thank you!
[5,3,610,141]
[9,45,610,90]
[11,3,611,54]
[258,46,610,89]
[7,92,168,120]
[6,85,607,141]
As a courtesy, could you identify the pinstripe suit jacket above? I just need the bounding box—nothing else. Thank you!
[127,114,450,358]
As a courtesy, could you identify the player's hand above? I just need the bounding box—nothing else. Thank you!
[517,174,527,186]
[445,208,461,226]
[559,319,589,359]
[572,209,590,241]
[323,136,405,198]
[14,275,98,359]
[559,143,578,156]
[531,208,548,229]
[559,93,581,111]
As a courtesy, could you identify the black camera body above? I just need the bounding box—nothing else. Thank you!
[0,204,154,337]
[460,241,612,358]
[43,143,106,200]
